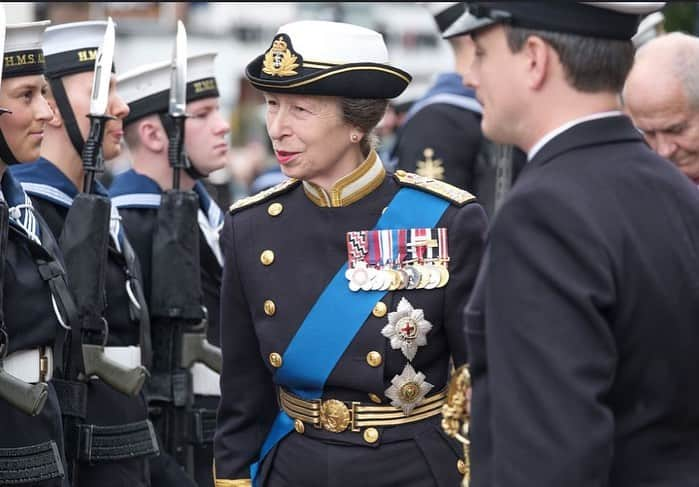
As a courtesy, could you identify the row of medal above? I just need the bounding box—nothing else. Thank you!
[344,227,450,292]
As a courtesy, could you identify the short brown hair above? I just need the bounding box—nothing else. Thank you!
[340,98,389,156]
[505,26,634,93]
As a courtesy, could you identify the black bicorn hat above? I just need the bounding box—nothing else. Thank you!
[245,20,411,99]
[443,2,665,41]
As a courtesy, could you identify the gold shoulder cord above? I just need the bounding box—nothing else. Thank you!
[441,364,471,485]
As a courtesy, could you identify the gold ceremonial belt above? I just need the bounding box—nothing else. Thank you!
[279,387,447,433]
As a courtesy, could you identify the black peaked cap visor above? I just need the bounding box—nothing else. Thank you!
[245,56,411,99]
[443,2,643,40]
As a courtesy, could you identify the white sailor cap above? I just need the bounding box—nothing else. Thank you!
[245,20,411,99]
[118,52,219,126]
[422,3,467,34]
[3,21,51,78]
[43,20,114,79]
[444,2,666,40]
[632,11,665,48]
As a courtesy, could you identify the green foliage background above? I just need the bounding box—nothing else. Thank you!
[663,2,697,34]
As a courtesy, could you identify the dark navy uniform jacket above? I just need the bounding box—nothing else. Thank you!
[0,170,69,486]
[10,159,149,431]
[109,169,223,349]
[214,152,487,486]
[466,115,699,487]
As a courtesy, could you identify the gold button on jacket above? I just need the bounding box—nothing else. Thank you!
[372,301,387,318]
[267,202,283,216]
[263,300,276,316]
[269,352,282,368]
[363,427,379,444]
[366,351,383,367]
[260,250,275,266]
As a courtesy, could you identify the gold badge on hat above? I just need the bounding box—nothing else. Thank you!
[263,35,300,77]
[416,148,445,181]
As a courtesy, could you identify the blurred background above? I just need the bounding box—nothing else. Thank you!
[5,2,698,207]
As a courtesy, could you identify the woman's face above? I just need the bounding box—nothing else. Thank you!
[0,75,53,163]
[264,92,359,188]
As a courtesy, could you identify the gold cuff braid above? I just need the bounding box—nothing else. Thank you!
[214,479,252,487]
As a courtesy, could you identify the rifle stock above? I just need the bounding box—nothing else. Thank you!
[82,344,147,396]
[0,367,48,416]
[180,332,222,373]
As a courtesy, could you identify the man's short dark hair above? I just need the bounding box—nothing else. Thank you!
[505,26,635,93]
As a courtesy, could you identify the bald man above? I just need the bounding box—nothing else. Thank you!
[624,32,699,184]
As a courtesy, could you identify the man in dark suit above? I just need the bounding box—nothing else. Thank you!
[443,3,699,487]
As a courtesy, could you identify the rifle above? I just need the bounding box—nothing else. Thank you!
[0,200,49,416]
[60,17,146,396]
[148,21,222,473]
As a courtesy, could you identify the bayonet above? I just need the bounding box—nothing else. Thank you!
[168,20,190,189]
[82,17,116,194]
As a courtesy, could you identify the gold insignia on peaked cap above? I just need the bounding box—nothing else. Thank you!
[393,170,476,206]
[228,179,300,215]
[416,147,445,181]
[263,35,300,77]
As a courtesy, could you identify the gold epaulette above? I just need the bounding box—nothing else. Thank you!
[228,178,300,214]
[393,170,476,206]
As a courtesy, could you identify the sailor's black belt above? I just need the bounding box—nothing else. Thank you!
[0,440,64,484]
[279,387,447,434]
[76,419,159,464]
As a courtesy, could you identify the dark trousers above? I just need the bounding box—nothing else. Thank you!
[263,430,462,487]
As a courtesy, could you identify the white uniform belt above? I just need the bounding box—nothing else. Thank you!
[103,346,142,369]
[3,347,53,383]
[190,363,220,396]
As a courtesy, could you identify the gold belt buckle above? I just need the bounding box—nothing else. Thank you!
[39,346,49,383]
[319,399,351,433]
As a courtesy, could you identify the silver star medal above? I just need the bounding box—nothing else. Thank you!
[385,363,434,415]
[345,261,376,292]
[381,297,433,360]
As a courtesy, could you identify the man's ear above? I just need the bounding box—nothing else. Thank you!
[522,35,550,91]
[139,118,166,153]
[45,95,63,128]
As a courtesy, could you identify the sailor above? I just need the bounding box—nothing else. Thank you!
[391,2,526,215]
[0,18,71,487]
[213,20,487,487]
[109,52,230,487]
[443,3,699,486]
[11,20,157,487]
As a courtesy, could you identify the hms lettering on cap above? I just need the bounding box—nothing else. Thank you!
[77,49,98,63]
[263,34,300,77]
[193,78,216,93]
[4,52,44,67]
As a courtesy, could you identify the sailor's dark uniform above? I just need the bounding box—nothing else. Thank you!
[109,169,224,487]
[11,159,156,487]
[0,170,70,487]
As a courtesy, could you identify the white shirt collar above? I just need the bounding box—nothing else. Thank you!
[527,110,624,161]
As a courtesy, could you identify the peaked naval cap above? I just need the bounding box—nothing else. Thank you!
[245,20,411,99]
[443,2,666,40]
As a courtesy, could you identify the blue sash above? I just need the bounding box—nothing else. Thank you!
[250,187,450,484]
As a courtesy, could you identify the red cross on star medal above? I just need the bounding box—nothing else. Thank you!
[381,297,433,360]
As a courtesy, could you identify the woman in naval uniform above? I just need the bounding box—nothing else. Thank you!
[0,20,72,487]
[214,20,487,487]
